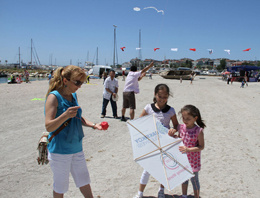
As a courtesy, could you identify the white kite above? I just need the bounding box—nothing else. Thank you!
[171,48,178,52]
[136,47,141,50]
[133,7,141,11]
[144,6,164,15]
[127,114,193,191]
[224,49,231,55]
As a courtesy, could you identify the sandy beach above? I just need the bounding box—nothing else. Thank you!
[0,75,259,198]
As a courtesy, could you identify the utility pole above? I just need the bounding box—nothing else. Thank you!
[96,47,98,66]
[139,29,142,60]
[113,25,117,68]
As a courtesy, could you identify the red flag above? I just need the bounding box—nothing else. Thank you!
[243,48,251,51]
[154,48,160,51]
[120,47,126,51]
[189,48,196,51]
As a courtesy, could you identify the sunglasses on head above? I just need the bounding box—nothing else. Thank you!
[70,80,84,87]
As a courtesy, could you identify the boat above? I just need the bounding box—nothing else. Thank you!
[159,68,193,80]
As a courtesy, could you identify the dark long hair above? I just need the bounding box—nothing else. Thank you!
[180,105,206,128]
[153,84,172,103]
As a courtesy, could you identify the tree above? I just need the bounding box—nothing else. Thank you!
[185,60,192,68]
[217,59,226,71]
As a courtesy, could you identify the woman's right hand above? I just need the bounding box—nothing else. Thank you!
[65,106,81,118]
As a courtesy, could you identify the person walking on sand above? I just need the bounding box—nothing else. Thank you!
[170,104,205,198]
[24,69,30,83]
[101,70,119,118]
[133,84,179,198]
[45,65,103,198]
[121,62,154,121]
[102,71,107,84]
[122,70,125,81]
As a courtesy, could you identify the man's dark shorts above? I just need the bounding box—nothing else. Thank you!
[123,92,136,109]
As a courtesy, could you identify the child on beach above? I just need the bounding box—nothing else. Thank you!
[133,84,179,198]
[171,105,205,198]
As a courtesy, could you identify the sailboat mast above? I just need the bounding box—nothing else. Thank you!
[19,47,21,68]
[31,39,33,67]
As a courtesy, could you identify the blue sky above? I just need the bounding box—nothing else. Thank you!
[0,0,259,66]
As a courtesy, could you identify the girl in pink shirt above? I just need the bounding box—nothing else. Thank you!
[177,105,206,198]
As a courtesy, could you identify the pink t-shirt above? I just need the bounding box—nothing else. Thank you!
[178,124,203,172]
[123,71,142,93]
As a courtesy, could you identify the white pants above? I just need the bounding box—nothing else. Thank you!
[140,170,150,185]
[48,151,91,194]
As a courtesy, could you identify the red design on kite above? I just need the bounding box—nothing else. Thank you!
[189,48,196,51]
[120,47,126,51]
[154,48,160,51]
[243,48,251,51]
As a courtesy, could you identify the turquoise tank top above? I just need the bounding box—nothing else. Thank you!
[46,90,84,154]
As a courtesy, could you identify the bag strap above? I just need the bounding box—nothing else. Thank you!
[48,118,72,142]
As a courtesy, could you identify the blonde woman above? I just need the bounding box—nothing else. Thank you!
[45,65,102,198]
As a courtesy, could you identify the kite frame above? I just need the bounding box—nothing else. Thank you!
[127,114,194,190]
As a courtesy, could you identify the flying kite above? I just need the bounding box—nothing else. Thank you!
[120,47,126,51]
[189,48,196,51]
[224,49,230,55]
[136,47,141,50]
[154,48,160,52]
[144,7,164,15]
[208,49,213,54]
[133,7,141,11]
[171,48,178,52]
[243,48,251,51]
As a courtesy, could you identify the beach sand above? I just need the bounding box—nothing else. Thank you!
[0,75,259,198]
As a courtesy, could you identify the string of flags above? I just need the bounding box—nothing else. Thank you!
[119,47,252,54]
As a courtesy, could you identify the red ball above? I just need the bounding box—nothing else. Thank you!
[101,122,109,130]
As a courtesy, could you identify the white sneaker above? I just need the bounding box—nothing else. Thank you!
[133,195,142,198]
[157,190,165,198]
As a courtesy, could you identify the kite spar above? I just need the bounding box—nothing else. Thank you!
[127,114,194,191]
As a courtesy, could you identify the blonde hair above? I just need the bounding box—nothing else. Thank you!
[46,65,87,97]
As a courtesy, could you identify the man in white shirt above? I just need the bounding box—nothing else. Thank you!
[101,70,119,118]
[121,62,154,121]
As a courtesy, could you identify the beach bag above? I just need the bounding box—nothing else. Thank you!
[37,119,71,165]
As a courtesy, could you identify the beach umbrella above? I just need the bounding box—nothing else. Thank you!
[127,114,194,191]
[223,71,230,75]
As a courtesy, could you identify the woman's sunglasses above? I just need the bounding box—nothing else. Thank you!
[70,80,84,87]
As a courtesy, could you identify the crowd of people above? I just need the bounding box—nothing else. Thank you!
[44,64,206,198]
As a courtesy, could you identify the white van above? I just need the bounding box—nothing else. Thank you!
[92,65,112,77]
